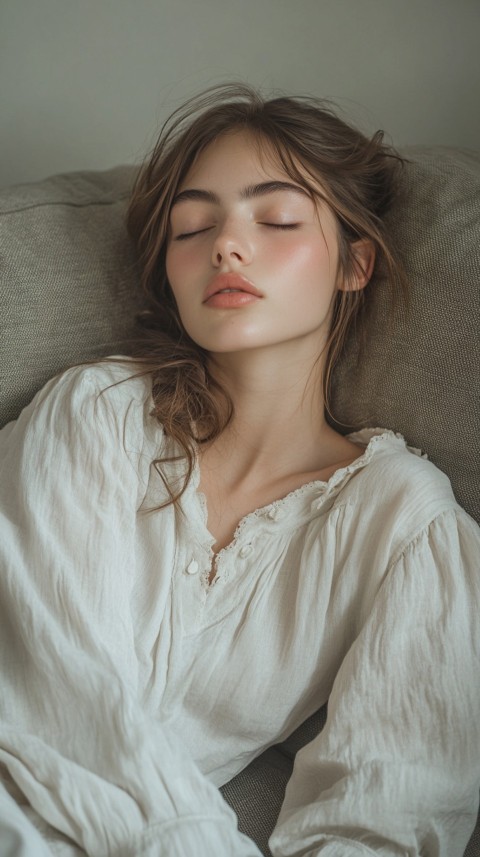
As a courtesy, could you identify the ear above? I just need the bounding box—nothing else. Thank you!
[337,239,376,292]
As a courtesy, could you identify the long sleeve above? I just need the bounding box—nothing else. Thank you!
[0,365,262,857]
[269,508,480,857]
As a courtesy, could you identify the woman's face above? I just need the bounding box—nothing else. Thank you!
[165,131,343,358]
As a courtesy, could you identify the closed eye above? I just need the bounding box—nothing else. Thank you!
[174,227,213,241]
[173,222,300,241]
[261,223,300,230]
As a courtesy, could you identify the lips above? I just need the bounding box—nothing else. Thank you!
[203,272,263,304]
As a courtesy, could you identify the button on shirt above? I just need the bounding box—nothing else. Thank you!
[0,360,479,857]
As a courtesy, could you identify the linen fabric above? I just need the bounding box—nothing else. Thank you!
[0,359,479,857]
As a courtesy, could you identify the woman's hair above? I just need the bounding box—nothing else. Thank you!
[126,82,409,506]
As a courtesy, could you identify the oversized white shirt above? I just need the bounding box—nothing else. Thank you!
[0,360,479,857]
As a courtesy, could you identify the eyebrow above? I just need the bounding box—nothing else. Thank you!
[171,180,311,207]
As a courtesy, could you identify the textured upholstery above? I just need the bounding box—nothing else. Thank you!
[0,150,478,856]
[331,147,480,525]
[0,166,140,427]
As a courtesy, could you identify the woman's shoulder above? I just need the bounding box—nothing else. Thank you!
[49,356,152,398]
[25,356,153,418]
[2,356,160,455]
[339,426,461,532]
[329,427,480,578]
[346,427,452,493]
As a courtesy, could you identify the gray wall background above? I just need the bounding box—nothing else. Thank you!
[1,0,479,189]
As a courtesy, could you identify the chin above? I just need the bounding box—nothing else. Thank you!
[185,327,269,354]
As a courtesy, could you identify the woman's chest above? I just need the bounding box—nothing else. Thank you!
[197,463,345,559]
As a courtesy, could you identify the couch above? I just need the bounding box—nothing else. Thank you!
[1,146,479,856]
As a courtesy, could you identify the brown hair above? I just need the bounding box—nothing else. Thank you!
[126,83,409,505]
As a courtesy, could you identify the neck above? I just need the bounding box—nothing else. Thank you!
[204,343,334,479]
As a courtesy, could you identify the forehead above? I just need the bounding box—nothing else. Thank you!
[178,130,313,191]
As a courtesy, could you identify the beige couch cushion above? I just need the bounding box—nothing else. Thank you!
[331,147,479,524]
[0,166,140,427]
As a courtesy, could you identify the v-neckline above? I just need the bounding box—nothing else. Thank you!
[191,427,401,572]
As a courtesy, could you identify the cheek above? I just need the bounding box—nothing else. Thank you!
[164,256,186,319]
[165,247,185,284]
[276,238,337,284]
[165,248,194,305]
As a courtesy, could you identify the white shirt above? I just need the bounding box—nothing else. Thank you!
[0,360,479,857]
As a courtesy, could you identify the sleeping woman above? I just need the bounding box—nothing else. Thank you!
[0,83,479,856]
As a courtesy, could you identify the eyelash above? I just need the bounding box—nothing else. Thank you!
[174,228,211,241]
[264,223,299,231]
[174,223,300,241]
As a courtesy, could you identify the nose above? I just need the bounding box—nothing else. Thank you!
[211,219,253,268]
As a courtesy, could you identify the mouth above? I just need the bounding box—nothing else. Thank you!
[203,272,263,303]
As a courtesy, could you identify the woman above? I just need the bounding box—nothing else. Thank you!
[0,84,479,856]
